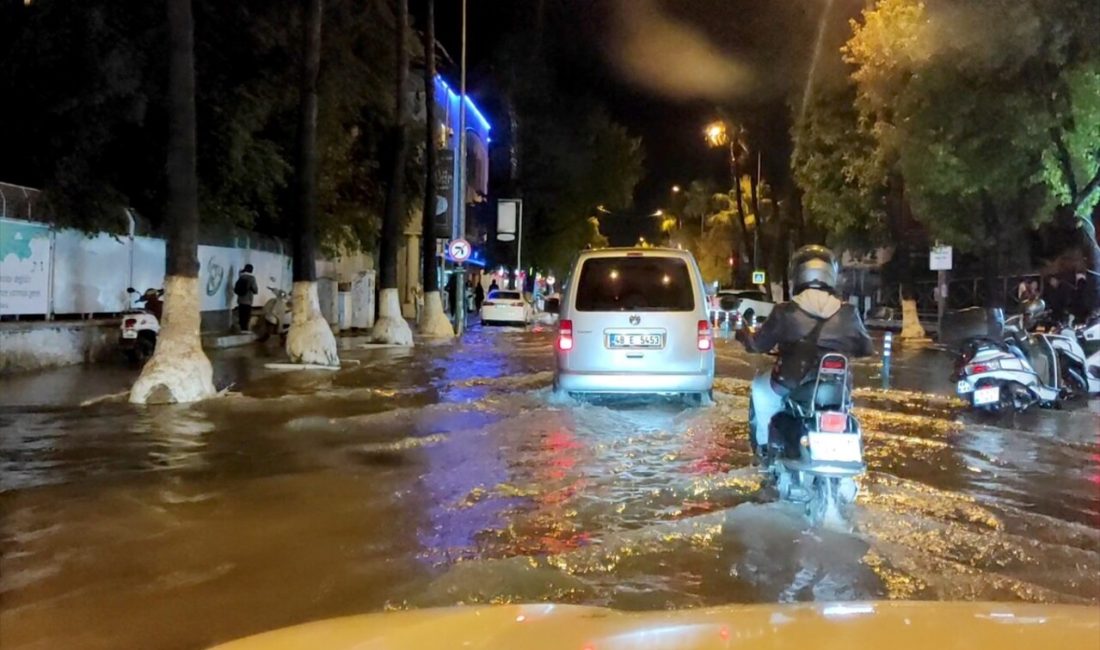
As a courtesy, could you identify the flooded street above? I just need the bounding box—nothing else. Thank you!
[1,328,1098,650]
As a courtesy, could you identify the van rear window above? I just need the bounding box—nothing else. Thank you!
[574,257,695,312]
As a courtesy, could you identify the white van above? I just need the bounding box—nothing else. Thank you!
[553,248,715,401]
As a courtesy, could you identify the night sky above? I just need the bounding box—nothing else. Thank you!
[419,0,861,243]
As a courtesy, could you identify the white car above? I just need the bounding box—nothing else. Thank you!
[481,290,530,326]
[712,289,774,329]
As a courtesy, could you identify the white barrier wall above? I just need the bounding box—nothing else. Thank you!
[52,230,132,314]
[0,218,51,315]
[1,217,376,326]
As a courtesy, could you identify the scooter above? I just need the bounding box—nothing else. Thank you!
[120,287,162,363]
[952,310,1091,411]
[757,353,865,526]
[1052,320,1100,395]
[257,287,292,342]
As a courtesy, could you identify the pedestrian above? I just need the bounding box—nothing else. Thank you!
[489,278,499,294]
[475,282,485,311]
[233,264,259,332]
[1072,273,1089,323]
[1016,279,1031,303]
[1046,275,1070,324]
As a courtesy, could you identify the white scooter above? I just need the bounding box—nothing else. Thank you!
[755,353,865,526]
[257,287,292,342]
[951,306,1093,411]
[120,287,162,363]
[1053,319,1100,395]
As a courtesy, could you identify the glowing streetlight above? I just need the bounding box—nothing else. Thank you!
[652,209,663,217]
[705,121,728,147]
[671,185,681,193]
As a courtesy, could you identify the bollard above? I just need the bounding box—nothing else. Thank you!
[882,331,893,389]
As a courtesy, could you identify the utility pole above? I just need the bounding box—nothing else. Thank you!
[454,0,468,334]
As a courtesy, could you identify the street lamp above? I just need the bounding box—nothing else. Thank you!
[671,185,681,194]
[652,209,663,217]
[704,121,728,148]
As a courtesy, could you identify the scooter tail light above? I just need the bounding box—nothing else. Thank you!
[966,361,998,374]
[819,412,848,433]
[558,319,574,351]
[697,320,713,351]
[821,357,847,372]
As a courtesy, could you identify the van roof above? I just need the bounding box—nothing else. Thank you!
[574,247,696,260]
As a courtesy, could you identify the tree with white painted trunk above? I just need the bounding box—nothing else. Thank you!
[285,0,339,367]
[372,0,414,345]
[417,0,453,339]
[130,0,215,405]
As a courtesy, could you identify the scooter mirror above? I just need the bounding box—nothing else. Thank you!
[126,287,136,293]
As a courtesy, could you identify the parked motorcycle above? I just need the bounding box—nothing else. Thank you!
[754,353,865,526]
[120,287,162,363]
[257,287,292,342]
[948,305,1093,412]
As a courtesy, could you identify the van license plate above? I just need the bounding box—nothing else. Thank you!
[807,432,861,462]
[973,386,1000,406]
[608,333,663,349]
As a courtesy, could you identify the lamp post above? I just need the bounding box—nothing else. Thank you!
[454,0,468,334]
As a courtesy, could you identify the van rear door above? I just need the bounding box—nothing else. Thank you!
[564,254,705,374]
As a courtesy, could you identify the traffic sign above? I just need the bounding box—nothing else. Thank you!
[929,245,953,271]
[448,238,471,263]
[752,270,766,285]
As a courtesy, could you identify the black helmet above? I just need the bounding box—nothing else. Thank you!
[1021,298,1046,329]
[790,245,840,294]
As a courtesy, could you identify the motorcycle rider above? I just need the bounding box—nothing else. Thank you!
[737,245,875,456]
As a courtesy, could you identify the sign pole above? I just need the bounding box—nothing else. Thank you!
[517,200,523,289]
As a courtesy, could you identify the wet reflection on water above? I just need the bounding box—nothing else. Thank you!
[0,330,1097,650]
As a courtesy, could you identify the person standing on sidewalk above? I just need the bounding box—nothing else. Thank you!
[234,264,259,332]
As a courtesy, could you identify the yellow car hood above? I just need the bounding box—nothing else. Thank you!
[211,601,1099,649]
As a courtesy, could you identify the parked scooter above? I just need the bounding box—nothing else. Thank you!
[257,287,292,342]
[949,303,1093,412]
[120,287,162,363]
[1052,319,1100,395]
[755,353,865,526]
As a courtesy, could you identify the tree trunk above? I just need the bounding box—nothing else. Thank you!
[130,0,215,405]
[1081,214,1100,319]
[889,178,925,340]
[417,0,452,337]
[730,147,750,288]
[286,0,339,366]
[980,192,1004,310]
[371,0,413,345]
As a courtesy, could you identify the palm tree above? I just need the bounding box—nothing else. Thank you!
[417,0,453,337]
[285,0,340,366]
[130,0,215,404]
[371,0,414,345]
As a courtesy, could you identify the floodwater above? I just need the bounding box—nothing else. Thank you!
[1,328,1098,649]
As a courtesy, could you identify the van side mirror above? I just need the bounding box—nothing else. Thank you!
[545,297,560,314]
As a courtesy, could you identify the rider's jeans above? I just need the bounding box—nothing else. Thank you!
[751,373,788,447]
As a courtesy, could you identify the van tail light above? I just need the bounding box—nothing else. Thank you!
[124,318,137,328]
[558,319,574,351]
[697,320,712,351]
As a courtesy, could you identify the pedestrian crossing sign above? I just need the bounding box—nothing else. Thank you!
[752,270,766,285]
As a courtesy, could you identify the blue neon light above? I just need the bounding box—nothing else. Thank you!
[435,76,491,133]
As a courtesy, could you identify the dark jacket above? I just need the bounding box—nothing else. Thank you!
[741,289,875,388]
[235,272,259,306]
